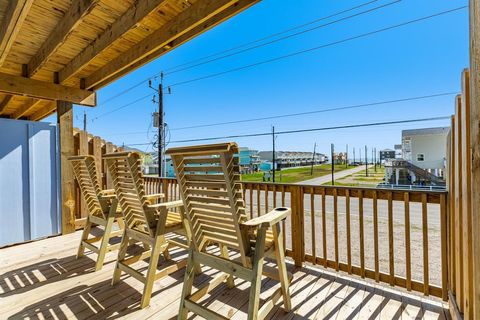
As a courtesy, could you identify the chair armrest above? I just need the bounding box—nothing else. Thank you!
[98,189,116,199]
[145,193,165,202]
[148,200,183,210]
[242,207,291,229]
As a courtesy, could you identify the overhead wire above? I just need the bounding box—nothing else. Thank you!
[124,116,451,146]
[167,5,468,88]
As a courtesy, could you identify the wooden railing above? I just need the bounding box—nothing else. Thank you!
[144,176,448,300]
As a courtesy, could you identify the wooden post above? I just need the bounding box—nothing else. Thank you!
[469,0,480,318]
[57,101,75,234]
[291,186,305,267]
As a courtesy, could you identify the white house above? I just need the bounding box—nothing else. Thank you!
[401,127,449,177]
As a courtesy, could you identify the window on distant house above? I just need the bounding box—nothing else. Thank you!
[417,153,425,162]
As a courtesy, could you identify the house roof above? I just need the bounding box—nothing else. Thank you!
[402,127,450,137]
[0,0,259,120]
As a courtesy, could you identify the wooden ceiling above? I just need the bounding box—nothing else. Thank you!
[0,0,259,121]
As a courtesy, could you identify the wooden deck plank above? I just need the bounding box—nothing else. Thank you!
[0,231,449,320]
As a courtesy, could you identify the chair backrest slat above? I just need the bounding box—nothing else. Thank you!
[104,152,154,235]
[69,155,107,218]
[168,142,250,265]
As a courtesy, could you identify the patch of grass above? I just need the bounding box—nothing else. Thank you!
[241,164,356,184]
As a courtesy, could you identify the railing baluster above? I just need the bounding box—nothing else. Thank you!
[422,193,429,295]
[440,193,448,301]
[334,188,339,271]
[257,184,261,217]
[322,187,327,267]
[264,185,269,214]
[405,192,412,291]
[346,189,351,274]
[373,190,379,282]
[273,184,277,207]
[359,189,365,278]
[249,186,253,218]
[310,187,316,264]
[281,185,286,250]
[388,192,394,286]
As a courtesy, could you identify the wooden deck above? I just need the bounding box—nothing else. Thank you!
[0,230,449,319]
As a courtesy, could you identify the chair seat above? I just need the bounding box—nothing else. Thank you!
[250,229,275,251]
[166,211,183,228]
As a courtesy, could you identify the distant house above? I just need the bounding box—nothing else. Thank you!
[379,149,396,163]
[258,151,326,169]
[238,147,261,173]
[394,144,403,159]
[401,127,449,178]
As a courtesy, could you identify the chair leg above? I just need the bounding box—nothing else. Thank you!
[272,223,292,311]
[220,244,234,288]
[95,211,115,271]
[77,216,92,259]
[248,227,267,320]
[112,230,129,285]
[178,249,196,320]
[141,235,164,308]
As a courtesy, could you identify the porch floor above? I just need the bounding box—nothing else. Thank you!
[0,230,449,319]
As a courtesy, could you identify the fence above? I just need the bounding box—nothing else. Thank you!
[144,176,448,300]
[71,129,123,227]
[447,68,474,318]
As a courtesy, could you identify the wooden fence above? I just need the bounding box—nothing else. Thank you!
[144,176,448,300]
[447,69,474,319]
[71,129,123,227]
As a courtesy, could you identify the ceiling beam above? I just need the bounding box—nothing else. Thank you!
[0,0,34,67]
[30,101,56,121]
[58,0,169,84]
[12,98,42,119]
[0,95,13,115]
[27,0,98,77]
[0,72,96,106]
[84,0,246,90]
[99,0,259,88]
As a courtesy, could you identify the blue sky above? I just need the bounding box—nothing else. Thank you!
[45,0,469,157]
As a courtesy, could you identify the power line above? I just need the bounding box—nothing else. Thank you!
[168,5,468,88]
[124,116,451,146]
[164,0,380,74]
[164,0,400,75]
[100,91,457,135]
[169,91,457,131]
[93,0,391,105]
[92,93,152,120]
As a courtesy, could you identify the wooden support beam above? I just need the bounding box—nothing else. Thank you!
[469,0,480,319]
[58,0,168,84]
[0,0,34,67]
[84,0,257,89]
[27,0,98,77]
[11,98,41,119]
[0,95,13,115]
[58,101,76,234]
[29,101,56,121]
[0,72,96,106]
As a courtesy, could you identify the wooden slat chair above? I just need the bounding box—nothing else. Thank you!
[104,151,190,308]
[68,155,130,271]
[167,142,292,320]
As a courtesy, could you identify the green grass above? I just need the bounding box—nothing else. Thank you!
[323,165,386,187]
[241,164,356,184]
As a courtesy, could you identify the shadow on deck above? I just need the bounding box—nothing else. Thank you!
[0,230,448,319]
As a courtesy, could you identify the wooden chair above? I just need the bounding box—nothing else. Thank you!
[167,142,292,320]
[68,155,127,271]
[104,151,190,308]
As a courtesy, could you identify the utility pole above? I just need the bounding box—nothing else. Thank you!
[365,145,368,177]
[353,148,356,165]
[158,82,164,178]
[346,144,348,168]
[310,142,317,175]
[359,148,362,165]
[331,143,335,185]
[272,126,276,183]
[374,148,377,172]
[83,111,87,131]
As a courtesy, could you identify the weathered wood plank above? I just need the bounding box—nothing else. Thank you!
[0,72,96,106]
